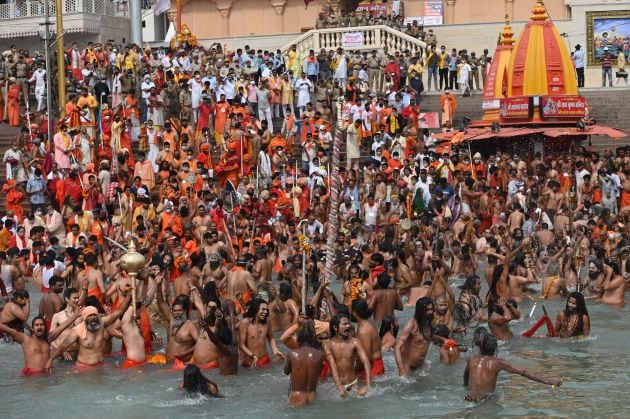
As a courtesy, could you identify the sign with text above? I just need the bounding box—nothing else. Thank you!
[404,16,424,26]
[423,1,443,25]
[342,32,365,48]
[540,96,586,118]
[355,3,388,17]
[500,97,532,119]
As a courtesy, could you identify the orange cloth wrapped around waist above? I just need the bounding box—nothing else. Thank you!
[242,353,271,368]
[190,356,219,370]
[356,357,385,379]
[145,353,167,365]
[122,358,145,369]
[75,360,104,372]
[170,358,190,371]
[622,191,630,209]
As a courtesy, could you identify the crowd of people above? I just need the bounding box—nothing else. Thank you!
[0,28,628,408]
[312,3,489,96]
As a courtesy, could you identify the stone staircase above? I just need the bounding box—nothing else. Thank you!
[0,124,24,214]
[282,24,427,56]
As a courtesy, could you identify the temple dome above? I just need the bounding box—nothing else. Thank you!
[481,16,516,121]
[507,0,577,97]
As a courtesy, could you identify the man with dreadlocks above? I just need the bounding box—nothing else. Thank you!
[464,327,562,402]
[555,292,590,338]
[395,297,445,375]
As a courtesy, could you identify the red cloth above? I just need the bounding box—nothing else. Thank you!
[195,360,218,370]
[75,360,105,372]
[21,367,46,377]
[320,359,330,379]
[356,357,385,379]
[242,353,271,368]
[122,358,145,369]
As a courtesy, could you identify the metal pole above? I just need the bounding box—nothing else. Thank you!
[43,0,53,138]
[55,0,66,116]
[130,0,143,46]
[301,223,307,314]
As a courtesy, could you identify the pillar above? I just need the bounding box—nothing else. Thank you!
[130,0,143,45]
[445,0,455,24]
[269,0,287,33]
[216,0,234,36]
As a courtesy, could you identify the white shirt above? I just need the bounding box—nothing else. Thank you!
[141,79,155,100]
[29,69,46,88]
[574,50,585,68]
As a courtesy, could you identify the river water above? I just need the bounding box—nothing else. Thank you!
[0,275,628,418]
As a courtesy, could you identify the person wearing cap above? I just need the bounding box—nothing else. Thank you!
[601,46,613,87]
[574,44,585,87]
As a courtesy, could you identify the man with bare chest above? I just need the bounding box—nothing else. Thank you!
[238,299,283,368]
[395,297,444,375]
[47,296,131,371]
[38,276,64,330]
[156,275,199,363]
[368,273,402,321]
[226,257,257,302]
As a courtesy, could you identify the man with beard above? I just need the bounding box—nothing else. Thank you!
[284,320,326,407]
[46,295,131,371]
[156,277,200,365]
[555,292,590,338]
[352,299,384,379]
[585,259,608,299]
[238,298,284,368]
[432,294,454,330]
[325,313,371,395]
[202,253,228,286]
[464,328,561,402]
[0,315,80,376]
[395,297,445,376]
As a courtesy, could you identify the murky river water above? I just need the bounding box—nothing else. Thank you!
[0,273,628,418]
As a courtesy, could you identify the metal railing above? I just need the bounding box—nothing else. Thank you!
[0,0,130,20]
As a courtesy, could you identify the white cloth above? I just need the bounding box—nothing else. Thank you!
[295,78,313,108]
[346,123,361,160]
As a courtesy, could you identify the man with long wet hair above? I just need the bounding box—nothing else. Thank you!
[395,297,445,375]
[555,292,590,338]
[239,298,284,368]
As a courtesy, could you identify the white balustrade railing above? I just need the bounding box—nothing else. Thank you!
[0,0,129,20]
[282,25,427,58]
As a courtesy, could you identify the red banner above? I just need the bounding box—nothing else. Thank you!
[356,3,388,17]
[540,96,586,118]
[500,97,531,119]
